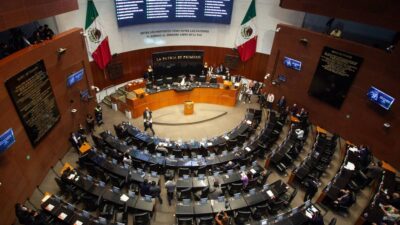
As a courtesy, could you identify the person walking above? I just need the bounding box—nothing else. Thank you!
[164,178,176,205]
[143,107,155,135]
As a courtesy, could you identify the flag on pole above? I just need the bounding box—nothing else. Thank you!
[85,0,111,70]
[235,0,257,62]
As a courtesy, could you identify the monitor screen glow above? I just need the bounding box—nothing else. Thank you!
[367,86,395,110]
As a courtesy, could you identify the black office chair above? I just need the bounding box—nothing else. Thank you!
[55,178,75,198]
[196,166,207,176]
[94,167,110,183]
[178,168,191,177]
[234,210,251,225]
[177,188,192,201]
[134,212,150,225]
[99,202,115,220]
[173,149,183,158]
[245,178,258,191]
[197,216,215,225]
[280,187,297,208]
[228,182,243,196]
[195,186,210,200]
[81,194,99,211]
[328,217,337,225]
[177,217,194,225]
[227,139,238,150]
[251,203,269,220]
[109,173,125,188]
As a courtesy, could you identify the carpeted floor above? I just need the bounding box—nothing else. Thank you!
[24,97,373,225]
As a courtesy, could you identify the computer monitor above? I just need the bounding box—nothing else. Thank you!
[165,77,173,85]
[234,192,241,199]
[198,75,206,83]
[155,78,164,86]
[200,198,208,204]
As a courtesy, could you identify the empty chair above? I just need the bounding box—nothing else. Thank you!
[134,212,150,225]
[194,186,209,201]
[99,202,115,220]
[109,174,124,188]
[197,216,215,225]
[251,203,269,220]
[177,188,192,201]
[94,167,110,183]
[227,139,238,150]
[228,182,243,196]
[173,149,183,158]
[177,217,194,225]
[196,166,207,176]
[279,187,297,209]
[234,210,251,225]
[178,168,191,177]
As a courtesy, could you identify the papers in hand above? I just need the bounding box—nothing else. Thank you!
[45,204,54,211]
[344,162,355,171]
[58,212,68,220]
[250,169,256,174]
[245,147,251,152]
[120,194,129,202]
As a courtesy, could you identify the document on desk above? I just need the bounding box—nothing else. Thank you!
[344,162,355,171]
[245,147,251,152]
[45,204,54,211]
[120,194,129,202]
[74,221,83,225]
[250,169,256,174]
[58,212,68,220]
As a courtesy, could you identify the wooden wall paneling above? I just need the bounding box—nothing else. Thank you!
[0,28,95,225]
[279,0,400,30]
[266,24,400,168]
[91,46,269,90]
[0,0,78,32]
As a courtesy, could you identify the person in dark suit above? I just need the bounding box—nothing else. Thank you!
[149,181,163,204]
[145,65,154,82]
[143,107,155,135]
[94,104,103,125]
[277,96,286,112]
[86,114,95,133]
[333,189,354,208]
[304,178,319,202]
[140,179,151,196]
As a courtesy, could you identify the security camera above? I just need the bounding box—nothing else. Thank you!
[276,27,281,32]
[264,73,270,80]
[71,109,77,113]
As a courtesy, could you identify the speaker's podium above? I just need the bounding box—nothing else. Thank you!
[184,101,194,115]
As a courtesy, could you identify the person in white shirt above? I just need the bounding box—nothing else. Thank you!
[143,107,155,135]
[266,93,275,109]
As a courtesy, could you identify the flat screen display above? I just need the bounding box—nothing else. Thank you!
[67,69,84,87]
[115,0,234,26]
[0,128,16,153]
[283,56,302,71]
[367,86,395,110]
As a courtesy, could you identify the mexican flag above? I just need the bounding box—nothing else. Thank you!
[85,0,111,70]
[235,0,257,62]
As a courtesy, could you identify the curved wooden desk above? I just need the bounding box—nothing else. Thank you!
[125,87,238,118]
